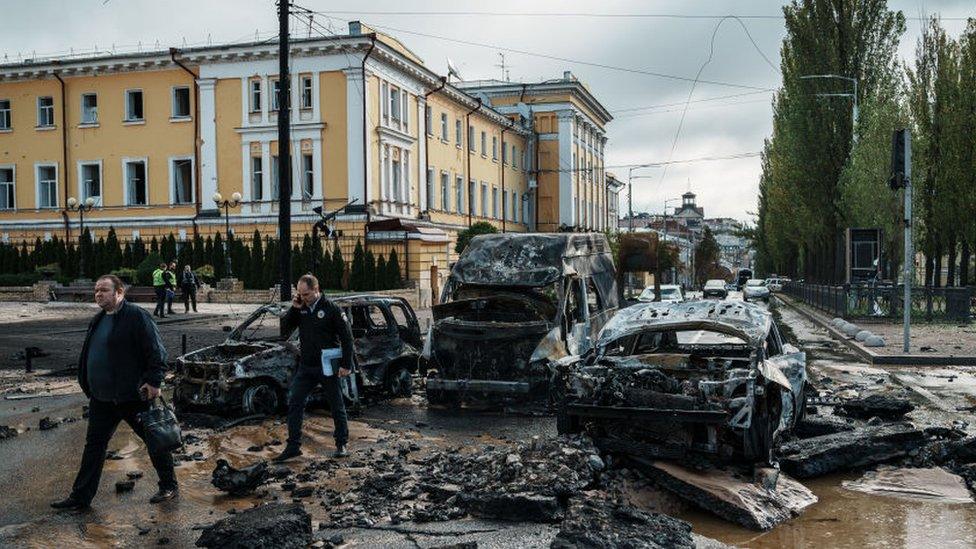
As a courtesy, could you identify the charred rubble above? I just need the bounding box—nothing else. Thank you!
[196,502,312,549]
[211,459,270,496]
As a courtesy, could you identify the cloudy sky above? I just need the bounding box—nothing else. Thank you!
[2,1,972,223]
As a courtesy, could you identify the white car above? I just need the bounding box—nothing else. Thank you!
[743,279,771,302]
[765,278,789,292]
[638,284,684,303]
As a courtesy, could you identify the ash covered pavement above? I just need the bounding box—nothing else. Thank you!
[1,301,976,547]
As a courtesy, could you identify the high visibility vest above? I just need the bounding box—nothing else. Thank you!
[152,269,165,287]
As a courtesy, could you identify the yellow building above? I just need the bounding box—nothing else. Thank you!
[0,22,612,283]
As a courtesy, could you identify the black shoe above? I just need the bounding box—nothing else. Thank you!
[273,446,303,462]
[149,487,178,504]
[332,444,349,458]
[51,496,89,511]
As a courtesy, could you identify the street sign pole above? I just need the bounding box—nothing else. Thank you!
[902,132,912,353]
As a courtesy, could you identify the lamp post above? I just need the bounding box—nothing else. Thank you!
[66,196,97,280]
[661,197,680,286]
[626,165,661,232]
[212,192,242,278]
[800,74,858,142]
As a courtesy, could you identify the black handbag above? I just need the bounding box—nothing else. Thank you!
[138,395,183,454]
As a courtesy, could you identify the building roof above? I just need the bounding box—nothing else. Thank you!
[457,73,613,127]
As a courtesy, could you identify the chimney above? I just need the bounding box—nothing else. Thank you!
[563,70,573,80]
[349,21,363,36]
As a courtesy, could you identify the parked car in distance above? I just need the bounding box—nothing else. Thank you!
[765,277,790,292]
[638,284,684,303]
[172,295,422,415]
[703,279,728,300]
[743,279,771,302]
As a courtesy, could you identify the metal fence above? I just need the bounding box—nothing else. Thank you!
[783,281,972,323]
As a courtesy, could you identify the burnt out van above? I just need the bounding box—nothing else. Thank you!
[423,233,619,405]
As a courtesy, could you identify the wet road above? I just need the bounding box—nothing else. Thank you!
[1,296,975,547]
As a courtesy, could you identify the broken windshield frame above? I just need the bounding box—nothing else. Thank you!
[230,304,298,343]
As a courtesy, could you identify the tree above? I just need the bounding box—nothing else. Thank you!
[132,238,147,266]
[79,229,94,278]
[213,232,226,279]
[331,245,345,290]
[455,221,498,254]
[149,236,159,256]
[249,231,264,288]
[376,254,388,290]
[387,249,402,289]
[364,250,377,291]
[693,227,722,288]
[350,240,366,291]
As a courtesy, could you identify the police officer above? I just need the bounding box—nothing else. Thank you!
[152,262,168,318]
[274,274,354,461]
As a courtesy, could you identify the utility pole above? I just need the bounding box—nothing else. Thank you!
[278,0,293,316]
[890,129,912,352]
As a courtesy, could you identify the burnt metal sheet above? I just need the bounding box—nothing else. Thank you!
[425,379,531,394]
[598,301,772,347]
[451,233,614,287]
[566,404,729,424]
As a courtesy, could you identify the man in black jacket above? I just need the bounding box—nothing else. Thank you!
[274,274,354,461]
[51,275,177,511]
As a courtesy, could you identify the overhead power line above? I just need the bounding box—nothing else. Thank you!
[306,13,774,91]
[301,9,969,22]
[611,89,775,113]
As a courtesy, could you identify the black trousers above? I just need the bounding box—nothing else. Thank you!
[182,285,197,312]
[286,368,349,449]
[70,399,177,505]
[153,287,166,316]
[165,288,175,312]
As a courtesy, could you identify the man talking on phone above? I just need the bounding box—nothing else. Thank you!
[274,274,354,461]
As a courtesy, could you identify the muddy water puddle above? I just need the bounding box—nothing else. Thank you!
[683,472,976,548]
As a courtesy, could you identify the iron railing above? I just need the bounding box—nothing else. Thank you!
[783,281,972,323]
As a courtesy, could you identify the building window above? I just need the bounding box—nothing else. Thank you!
[425,106,432,135]
[37,165,58,209]
[80,163,101,204]
[440,172,449,212]
[81,93,98,124]
[456,176,463,213]
[502,141,507,164]
[37,96,55,127]
[468,125,475,151]
[480,131,487,156]
[249,80,261,112]
[251,157,263,200]
[0,167,13,210]
[125,160,147,206]
[124,90,143,121]
[172,86,190,118]
[492,187,498,219]
[0,100,10,129]
[425,168,434,210]
[302,154,314,200]
[172,158,193,204]
[300,75,313,109]
[492,136,498,160]
[391,156,401,204]
[511,191,517,222]
[270,79,280,112]
[381,82,389,124]
[522,196,529,224]
[480,183,488,218]
[513,145,518,169]
[389,85,401,124]
[455,119,462,147]
[401,90,409,133]
[271,156,280,199]
[440,113,448,141]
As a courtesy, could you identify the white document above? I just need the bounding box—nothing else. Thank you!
[320,347,342,377]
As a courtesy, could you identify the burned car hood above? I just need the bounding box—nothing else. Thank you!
[451,233,612,287]
[433,293,556,323]
[597,301,771,347]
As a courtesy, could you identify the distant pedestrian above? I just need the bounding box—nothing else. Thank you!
[163,262,177,315]
[152,262,168,318]
[274,274,354,462]
[50,275,176,511]
[180,265,200,313]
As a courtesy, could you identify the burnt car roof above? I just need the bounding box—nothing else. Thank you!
[451,233,613,287]
[597,301,772,346]
[331,294,409,306]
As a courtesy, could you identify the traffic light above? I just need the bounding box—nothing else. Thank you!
[889,129,908,190]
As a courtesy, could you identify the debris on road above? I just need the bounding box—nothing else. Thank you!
[0,425,17,440]
[196,502,312,549]
[211,459,269,496]
[794,414,857,438]
[842,466,974,503]
[778,422,928,478]
[638,460,817,530]
[115,479,135,493]
[837,394,915,420]
[551,496,698,549]
[38,417,60,430]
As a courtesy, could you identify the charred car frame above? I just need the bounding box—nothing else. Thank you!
[552,301,806,465]
[173,295,421,414]
[423,233,619,405]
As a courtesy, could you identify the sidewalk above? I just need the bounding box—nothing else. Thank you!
[775,294,976,366]
[0,300,249,325]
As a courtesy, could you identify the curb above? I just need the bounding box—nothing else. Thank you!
[773,295,976,366]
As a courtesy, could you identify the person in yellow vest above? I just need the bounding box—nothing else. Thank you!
[152,263,168,318]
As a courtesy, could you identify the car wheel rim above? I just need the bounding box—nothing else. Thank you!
[243,385,278,415]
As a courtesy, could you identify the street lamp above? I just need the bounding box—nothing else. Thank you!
[626,165,661,232]
[212,191,242,278]
[66,196,97,280]
[660,197,680,289]
[800,74,858,142]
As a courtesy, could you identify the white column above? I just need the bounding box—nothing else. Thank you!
[344,67,368,205]
[312,137,323,200]
[198,78,218,212]
[558,110,574,227]
[417,97,427,213]
[261,76,269,123]
[312,71,321,121]
[261,141,271,214]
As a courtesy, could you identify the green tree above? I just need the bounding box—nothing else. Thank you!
[364,250,376,291]
[455,221,498,254]
[149,236,159,256]
[105,227,123,270]
[376,254,388,290]
[79,229,94,277]
[263,237,279,291]
[387,249,402,289]
[213,232,226,279]
[350,240,366,291]
[331,245,345,290]
[249,231,264,288]
[693,227,722,288]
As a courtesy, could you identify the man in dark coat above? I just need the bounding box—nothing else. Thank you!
[274,274,354,461]
[50,275,177,510]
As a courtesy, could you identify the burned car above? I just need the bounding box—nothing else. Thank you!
[423,233,618,405]
[552,301,806,465]
[173,295,421,414]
